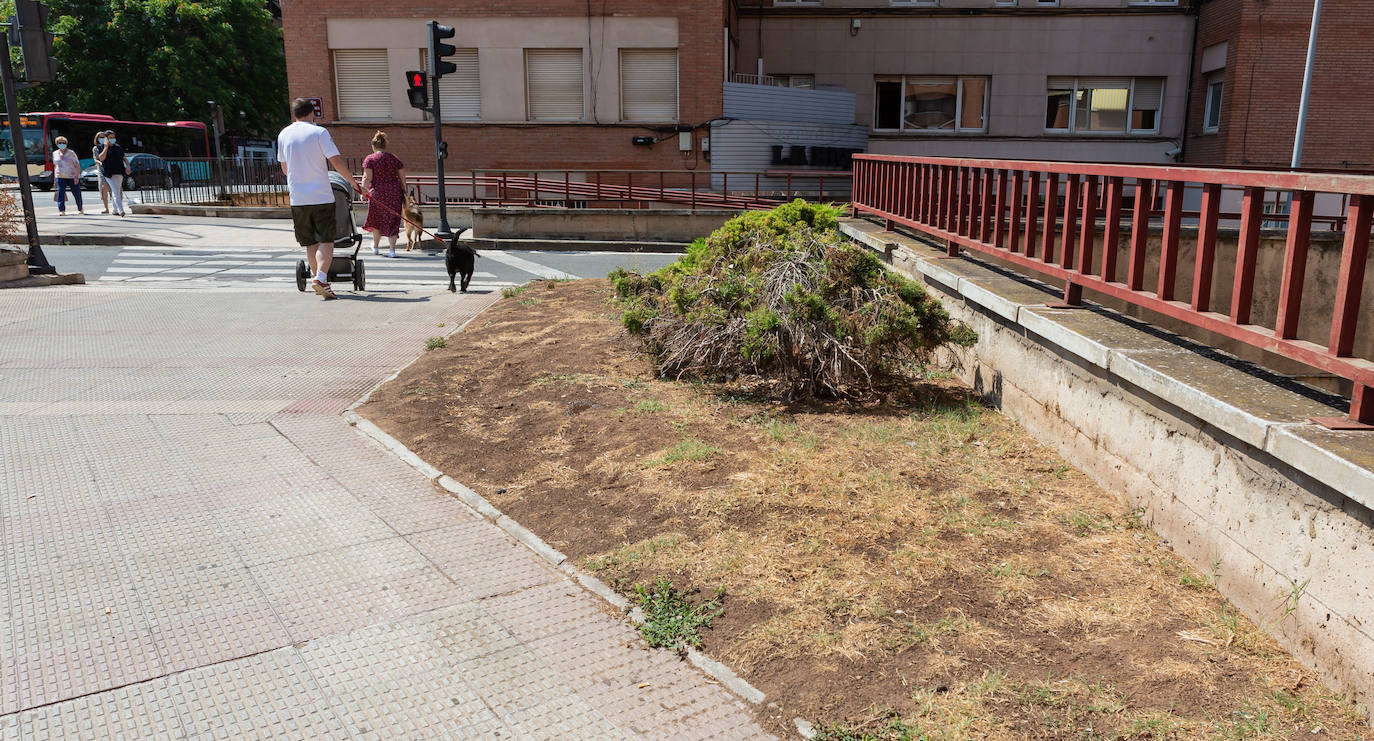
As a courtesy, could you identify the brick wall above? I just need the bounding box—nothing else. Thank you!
[1188,0,1374,171]
[280,0,725,173]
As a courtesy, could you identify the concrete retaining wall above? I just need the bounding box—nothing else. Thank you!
[471,207,735,243]
[841,218,1374,717]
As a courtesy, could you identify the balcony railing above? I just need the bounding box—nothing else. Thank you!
[851,154,1374,427]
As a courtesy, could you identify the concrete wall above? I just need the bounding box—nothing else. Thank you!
[737,12,1194,163]
[470,207,735,243]
[842,219,1374,716]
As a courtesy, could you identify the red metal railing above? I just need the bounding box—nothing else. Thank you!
[851,154,1374,427]
[366,168,851,210]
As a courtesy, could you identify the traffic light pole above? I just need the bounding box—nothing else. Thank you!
[426,20,451,240]
[0,29,52,274]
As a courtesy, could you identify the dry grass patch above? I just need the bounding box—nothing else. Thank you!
[362,279,1369,740]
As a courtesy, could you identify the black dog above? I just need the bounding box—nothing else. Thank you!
[446,237,476,293]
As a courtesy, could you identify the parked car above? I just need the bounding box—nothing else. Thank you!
[79,153,178,191]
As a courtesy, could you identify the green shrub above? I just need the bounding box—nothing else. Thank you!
[608,200,976,399]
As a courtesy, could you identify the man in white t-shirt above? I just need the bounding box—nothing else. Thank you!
[278,98,358,299]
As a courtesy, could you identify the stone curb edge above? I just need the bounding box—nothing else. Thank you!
[340,409,770,709]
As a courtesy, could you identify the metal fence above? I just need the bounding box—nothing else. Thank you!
[138,158,288,206]
[850,154,1374,427]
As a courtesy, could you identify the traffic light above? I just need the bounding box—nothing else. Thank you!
[437,141,448,160]
[13,0,57,84]
[428,21,456,78]
[405,70,428,110]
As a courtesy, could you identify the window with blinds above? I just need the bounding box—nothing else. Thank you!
[526,49,584,121]
[620,49,678,122]
[334,49,391,120]
[1044,76,1164,135]
[421,49,480,120]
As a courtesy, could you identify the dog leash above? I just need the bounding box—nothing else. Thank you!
[356,186,449,245]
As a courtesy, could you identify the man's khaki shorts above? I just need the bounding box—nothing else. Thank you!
[291,203,336,247]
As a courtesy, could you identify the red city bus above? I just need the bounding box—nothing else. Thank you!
[0,112,210,190]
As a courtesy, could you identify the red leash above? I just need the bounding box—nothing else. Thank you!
[357,186,448,245]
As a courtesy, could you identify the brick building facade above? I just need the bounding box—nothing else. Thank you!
[1186,0,1374,171]
[280,0,727,174]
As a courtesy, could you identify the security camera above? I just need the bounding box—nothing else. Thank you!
[1165,146,1182,159]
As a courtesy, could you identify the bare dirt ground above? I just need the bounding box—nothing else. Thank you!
[362,279,1370,740]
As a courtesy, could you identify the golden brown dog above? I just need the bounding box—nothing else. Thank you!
[403,190,425,251]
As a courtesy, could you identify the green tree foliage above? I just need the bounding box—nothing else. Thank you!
[12,0,285,136]
[610,200,977,400]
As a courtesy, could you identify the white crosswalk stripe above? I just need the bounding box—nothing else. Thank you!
[92,246,518,289]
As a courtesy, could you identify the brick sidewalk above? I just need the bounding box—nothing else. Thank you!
[0,285,771,739]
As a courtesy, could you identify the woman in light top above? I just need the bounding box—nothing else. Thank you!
[52,136,83,215]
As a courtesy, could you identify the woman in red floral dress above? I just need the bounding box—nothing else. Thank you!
[361,131,407,257]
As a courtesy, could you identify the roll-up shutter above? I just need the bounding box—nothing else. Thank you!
[1131,78,1164,111]
[434,49,480,120]
[620,49,678,122]
[334,49,391,120]
[1078,77,1132,90]
[526,49,584,121]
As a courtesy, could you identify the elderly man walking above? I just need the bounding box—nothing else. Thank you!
[278,98,358,299]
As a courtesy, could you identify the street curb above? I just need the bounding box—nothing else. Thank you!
[0,272,86,289]
[3,234,174,247]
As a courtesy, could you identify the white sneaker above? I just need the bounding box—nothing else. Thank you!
[387,250,396,258]
[371,247,380,255]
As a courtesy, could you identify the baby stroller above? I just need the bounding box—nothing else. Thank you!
[295,172,365,292]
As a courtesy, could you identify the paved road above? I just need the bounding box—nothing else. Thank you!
[2,212,766,738]
[42,244,679,292]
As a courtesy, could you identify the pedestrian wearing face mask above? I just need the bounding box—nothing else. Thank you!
[95,129,128,217]
[52,136,83,215]
[92,132,110,213]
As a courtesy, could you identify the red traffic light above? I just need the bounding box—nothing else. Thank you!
[404,70,429,110]
[411,73,423,87]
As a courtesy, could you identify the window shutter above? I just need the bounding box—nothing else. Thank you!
[1131,78,1164,111]
[334,49,391,120]
[1078,77,1132,90]
[620,49,678,121]
[1046,76,1075,89]
[526,49,584,121]
[436,49,480,120]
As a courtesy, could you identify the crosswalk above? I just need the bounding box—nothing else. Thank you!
[93,245,519,290]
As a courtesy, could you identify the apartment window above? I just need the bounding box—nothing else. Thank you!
[620,49,678,122]
[333,49,391,120]
[526,49,584,121]
[873,75,988,132]
[1045,77,1163,134]
[775,74,815,89]
[421,48,480,120]
[1036,0,1059,6]
[1203,71,1223,133]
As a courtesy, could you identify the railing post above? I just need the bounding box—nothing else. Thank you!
[1007,171,1023,253]
[1060,174,1080,270]
[1275,190,1315,339]
[1231,186,1265,325]
[1041,172,1059,263]
[1101,176,1123,282]
[1127,178,1154,291]
[979,168,994,243]
[1328,194,1373,357]
[993,169,1007,249]
[1024,172,1040,258]
[1191,183,1222,312]
[1077,175,1098,276]
[1157,181,1185,301]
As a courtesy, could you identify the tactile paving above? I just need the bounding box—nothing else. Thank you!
[0,283,773,738]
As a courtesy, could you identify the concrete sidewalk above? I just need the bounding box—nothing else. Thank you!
[0,284,769,739]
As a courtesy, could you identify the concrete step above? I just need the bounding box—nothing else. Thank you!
[0,249,27,267]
